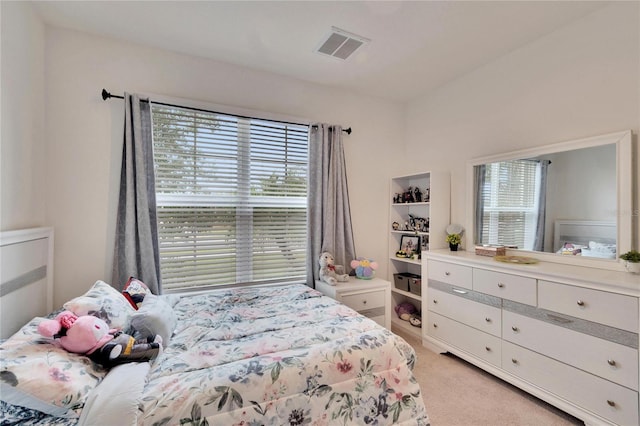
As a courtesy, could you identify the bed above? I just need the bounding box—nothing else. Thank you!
[0,229,429,425]
[553,219,617,259]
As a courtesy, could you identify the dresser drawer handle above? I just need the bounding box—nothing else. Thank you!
[452,288,467,295]
[511,326,519,332]
[362,300,367,305]
[497,283,505,288]
[511,358,518,364]
[433,323,438,328]
[485,346,491,352]
[607,359,617,367]
[445,271,451,276]
[485,317,491,323]
[607,400,616,407]
[433,299,438,304]
[576,300,585,307]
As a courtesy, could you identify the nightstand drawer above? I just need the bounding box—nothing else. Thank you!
[427,260,472,289]
[473,269,536,305]
[539,280,638,333]
[341,290,385,312]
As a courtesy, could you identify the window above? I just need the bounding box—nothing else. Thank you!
[478,159,541,250]
[151,104,309,291]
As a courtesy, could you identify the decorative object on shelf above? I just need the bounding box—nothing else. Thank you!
[474,245,506,257]
[318,251,349,286]
[494,255,539,264]
[350,257,379,279]
[446,223,464,251]
[409,214,428,233]
[392,221,400,230]
[620,250,640,274]
[393,186,430,204]
[446,233,461,251]
[400,235,421,258]
[409,313,422,328]
[424,187,430,202]
[394,301,418,321]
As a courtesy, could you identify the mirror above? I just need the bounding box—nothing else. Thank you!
[466,130,633,269]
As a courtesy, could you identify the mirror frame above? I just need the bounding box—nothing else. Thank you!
[465,130,633,271]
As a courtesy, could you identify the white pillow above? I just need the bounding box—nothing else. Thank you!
[128,294,177,345]
[63,280,135,329]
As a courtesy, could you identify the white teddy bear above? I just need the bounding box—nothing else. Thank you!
[318,251,350,286]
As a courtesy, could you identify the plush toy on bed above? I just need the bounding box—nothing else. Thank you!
[38,311,163,368]
[318,251,350,286]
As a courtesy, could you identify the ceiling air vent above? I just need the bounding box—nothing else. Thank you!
[315,27,370,60]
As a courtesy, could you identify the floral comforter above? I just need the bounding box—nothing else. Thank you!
[135,284,429,425]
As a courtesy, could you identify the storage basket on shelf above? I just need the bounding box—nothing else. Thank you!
[393,272,422,295]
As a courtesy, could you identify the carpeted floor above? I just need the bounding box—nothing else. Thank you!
[395,329,584,426]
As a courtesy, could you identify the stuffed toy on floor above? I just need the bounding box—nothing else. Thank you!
[38,311,162,368]
[318,251,350,286]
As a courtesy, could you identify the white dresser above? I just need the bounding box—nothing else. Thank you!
[315,277,392,329]
[424,249,640,426]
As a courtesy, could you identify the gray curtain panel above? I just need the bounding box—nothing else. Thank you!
[306,123,357,286]
[533,159,551,251]
[112,93,162,294]
[474,164,486,245]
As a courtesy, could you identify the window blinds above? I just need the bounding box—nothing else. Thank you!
[151,105,309,291]
[479,159,539,250]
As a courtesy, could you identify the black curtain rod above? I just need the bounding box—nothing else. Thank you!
[101,89,351,134]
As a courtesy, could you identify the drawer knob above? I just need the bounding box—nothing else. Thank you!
[497,283,505,288]
[607,400,616,407]
[576,300,585,307]
[363,300,367,305]
[511,358,518,364]
[433,323,438,328]
[607,359,617,367]
[445,271,451,276]
[485,317,491,323]
[433,299,438,304]
[511,326,519,332]
[485,346,491,352]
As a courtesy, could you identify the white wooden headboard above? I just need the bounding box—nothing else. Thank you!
[0,227,54,339]
[553,220,616,253]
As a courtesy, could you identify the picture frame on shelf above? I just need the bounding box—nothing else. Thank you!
[400,235,421,256]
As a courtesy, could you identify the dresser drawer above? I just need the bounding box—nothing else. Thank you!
[503,310,638,390]
[341,290,385,312]
[428,288,501,337]
[539,280,639,333]
[427,260,472,289]
[473,269,536,305]
[428,312,501,367]
[503,341,639,426]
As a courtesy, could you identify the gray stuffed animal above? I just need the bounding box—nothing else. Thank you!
[318,251,350,286]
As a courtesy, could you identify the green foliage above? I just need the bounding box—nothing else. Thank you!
[620,250,640,263]
[446,233,461,245]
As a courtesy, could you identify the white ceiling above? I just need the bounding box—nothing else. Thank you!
[32,1,609,103]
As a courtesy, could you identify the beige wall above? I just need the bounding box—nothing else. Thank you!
[1,1,46,230]
[41,27,404,305]
[404,2,639,249]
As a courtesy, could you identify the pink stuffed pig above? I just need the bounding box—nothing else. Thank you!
[38,311,162,367]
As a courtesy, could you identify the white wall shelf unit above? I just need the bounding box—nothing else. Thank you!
[388,171,450,338]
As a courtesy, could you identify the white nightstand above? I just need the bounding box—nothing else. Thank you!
[315,277,392,329]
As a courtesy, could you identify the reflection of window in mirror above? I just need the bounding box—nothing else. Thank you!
[475,159,550,251]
